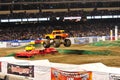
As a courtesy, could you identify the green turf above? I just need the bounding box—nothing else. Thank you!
[57,49,110,55]
[82,50,110,55]
[6,53,16,57]
[90,40,120,47]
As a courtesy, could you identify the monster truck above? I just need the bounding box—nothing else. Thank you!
[25,45,35,51]
[43,30,71,48]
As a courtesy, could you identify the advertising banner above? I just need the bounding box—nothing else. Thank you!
[51,68,92,80]
[109,73,120,80]
[10,42,20,47]
[7,63,34,78]
[74,37,89,44]
[0,42,7,48]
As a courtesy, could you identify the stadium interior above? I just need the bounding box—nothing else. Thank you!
[0,0,120,41]
[0,0,120,80]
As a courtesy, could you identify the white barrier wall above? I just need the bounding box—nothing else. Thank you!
[1,57,120,80]
[92,72,109,80]
[0,36,116,48]
[69,37,102,44]
[0,41,30,48]
[0,57,51,80]
[0,42,7,48]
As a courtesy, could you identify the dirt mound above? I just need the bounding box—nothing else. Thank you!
[0,43,120,67]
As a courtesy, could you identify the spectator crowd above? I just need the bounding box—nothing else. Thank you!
[0,7,119,41]
[0,9,119,19]
[0,19,119,41]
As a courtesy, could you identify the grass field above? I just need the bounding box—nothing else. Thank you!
[0,40,120,67]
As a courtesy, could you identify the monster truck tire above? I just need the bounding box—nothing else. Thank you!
[53,39,61,48]
[64,39,71,47]
[43,40,51,48]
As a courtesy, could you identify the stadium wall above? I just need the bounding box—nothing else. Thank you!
[0,36,118,48]
[0,57,120,80]
[0,40,32,48]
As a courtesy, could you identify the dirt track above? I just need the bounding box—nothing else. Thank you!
[0,44,120,67]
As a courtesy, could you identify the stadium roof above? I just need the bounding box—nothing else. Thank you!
[0,0,119,5]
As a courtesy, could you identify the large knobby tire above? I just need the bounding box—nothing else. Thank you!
[53,39,61,48]
[64,39,71,47]
[43,40,51,48]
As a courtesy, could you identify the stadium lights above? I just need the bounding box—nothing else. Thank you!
[27,18,38,21]
[9,19,21,22]
[38,18,49,21]
[22,18,28,22]
[87,16,92,19]
[64,16,81,20]
[102,15,113,19]
[87,15,120,19]
[113,15,118,18]
[1,19,9,22]
[94,16,102,19]
[118,15,120,18]
[0,15,120,23]
[56,17,60,20]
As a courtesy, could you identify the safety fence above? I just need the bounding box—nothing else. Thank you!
[0,57,120,80]
[0,36,116,48]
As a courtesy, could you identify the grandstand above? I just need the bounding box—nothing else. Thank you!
[0,0,119,40]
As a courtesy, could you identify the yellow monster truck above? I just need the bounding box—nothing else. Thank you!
[43,30,71,48]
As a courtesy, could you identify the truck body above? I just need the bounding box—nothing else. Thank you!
[45,30,69,39]
[43,30,71,48]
